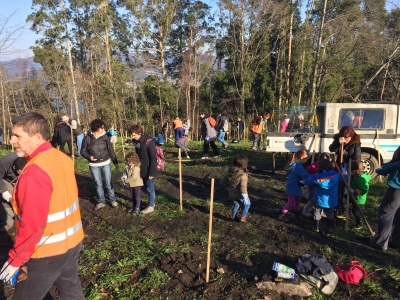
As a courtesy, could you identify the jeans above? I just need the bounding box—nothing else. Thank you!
[253,134,261,147]
[175,128,183,142]
[232,198,251,218]
[371,187,400,250]
[217,130,226,146]
[90,163,116,204]
[144,176,156,207]
[76,133,84,156]
[176,143,189,157]
[13,243,84,300]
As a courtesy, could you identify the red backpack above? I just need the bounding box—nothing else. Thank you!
[146,139,165,171]
[334,261,374,284]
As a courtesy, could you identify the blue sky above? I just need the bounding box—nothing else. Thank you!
[0,0,39,60]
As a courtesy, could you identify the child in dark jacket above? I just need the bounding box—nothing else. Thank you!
[220,155,250,222]
[303,159,343,232]
[279,149,309,222]
[348,161,370,230]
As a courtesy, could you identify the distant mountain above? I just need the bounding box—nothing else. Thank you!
[0,57,43,78]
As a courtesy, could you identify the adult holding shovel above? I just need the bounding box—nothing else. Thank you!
[370,146,400,251]
[329,125,361,218]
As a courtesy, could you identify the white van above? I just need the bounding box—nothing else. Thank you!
[266,102,399,175]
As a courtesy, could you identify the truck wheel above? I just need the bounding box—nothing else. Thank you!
[361,152,378,179]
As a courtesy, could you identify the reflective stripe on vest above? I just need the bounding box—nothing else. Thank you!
[12,147,84,258]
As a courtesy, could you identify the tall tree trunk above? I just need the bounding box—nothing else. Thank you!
[310,0,327,107]
[285,0,294,105]
[62,0,80,124]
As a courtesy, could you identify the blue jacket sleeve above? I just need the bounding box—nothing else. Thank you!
[295,164,310,179]
[377,160,400,175]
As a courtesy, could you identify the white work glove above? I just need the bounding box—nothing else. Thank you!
[2,191,12,202]
[0,262,19,283]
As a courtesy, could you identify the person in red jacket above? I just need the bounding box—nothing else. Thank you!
[0,112,84,300]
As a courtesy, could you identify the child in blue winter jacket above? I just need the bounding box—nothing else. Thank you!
[303,159,344,232]
[279,149,309,222]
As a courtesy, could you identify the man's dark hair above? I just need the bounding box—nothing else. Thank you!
[199,111,205,116]
[129,124,143,135]
[12,112,49,140]
[90,119,105,132]
[12,157,27,173]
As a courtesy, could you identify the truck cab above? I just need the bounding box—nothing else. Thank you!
[266,102,400,176]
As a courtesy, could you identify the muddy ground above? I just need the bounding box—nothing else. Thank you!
[1,143,400,299]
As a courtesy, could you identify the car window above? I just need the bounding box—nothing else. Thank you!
[339,109,384,129]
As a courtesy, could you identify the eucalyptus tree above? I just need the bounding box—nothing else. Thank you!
[216,0,286,116]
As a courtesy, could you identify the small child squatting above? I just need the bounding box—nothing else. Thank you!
[219,155,251,222]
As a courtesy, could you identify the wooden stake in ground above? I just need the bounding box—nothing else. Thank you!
[345,159,352,231]
[331,157,375,235]
[376,129,382,182]
[340,142,344,164]
[206,178,215,283]
[179,148,183,211]
[70,127,75,164]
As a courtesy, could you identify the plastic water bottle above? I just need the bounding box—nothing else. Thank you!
[121,172,128,187]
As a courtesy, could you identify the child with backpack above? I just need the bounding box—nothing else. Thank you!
[348,161,370,230]
[219,155,250,222]
[279,149,309,222]
[123,152,144,215]
[302,153,332,219]
[303,159,343,232]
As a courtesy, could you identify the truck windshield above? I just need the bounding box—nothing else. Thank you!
[270,106,315,133]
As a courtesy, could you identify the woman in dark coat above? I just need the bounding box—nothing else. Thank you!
[329,125,361,217]
[329,125,361,166]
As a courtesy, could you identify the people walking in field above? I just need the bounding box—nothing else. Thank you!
[219,155,251,222]
[0,112,84,299]
[81,119,119,211]
[302,152,332,219]
[123,152,144,215]
[237,116,244,140]
[279,149,309,222]
[130,124,158,214]
[175,135,190,159]
[51,115,73,156]
[303,159,342,232]
[215,109,229,150]
[199,111,220,159]
[173,117,184,142]
[370,146,400,250]
[348,161,370,230]
[250,115,263,150]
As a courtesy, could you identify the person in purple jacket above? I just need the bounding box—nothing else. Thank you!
[279,149,309,222]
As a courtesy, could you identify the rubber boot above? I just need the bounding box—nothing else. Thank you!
[313,220,320,233]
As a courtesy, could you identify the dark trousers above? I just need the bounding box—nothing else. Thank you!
[352,204,364,225]
[13,242,84,300]
[130,186,141,210]
[203,140,220,156]
[371,187,400,250]
[60,140,72,156]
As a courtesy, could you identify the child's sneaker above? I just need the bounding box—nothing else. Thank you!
[353,223,363,230]
[240,216,246,222]
[111,201,118,208]
[278,213,290,222]
[186,156,190,159]
[142,205,155,214]
[127,207,134,214]
[132,208,140,215]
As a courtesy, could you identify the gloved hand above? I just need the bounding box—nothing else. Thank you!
[0,262,19,283]
[2,191,12,202]
[299,180,305,185]
[376,167,384,175]
[205,136,210,142]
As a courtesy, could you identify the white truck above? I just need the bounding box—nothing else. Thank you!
[266,102,399,176]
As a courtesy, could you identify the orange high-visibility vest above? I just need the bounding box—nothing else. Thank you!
[12,147,84,258]
[173,119,183,129]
